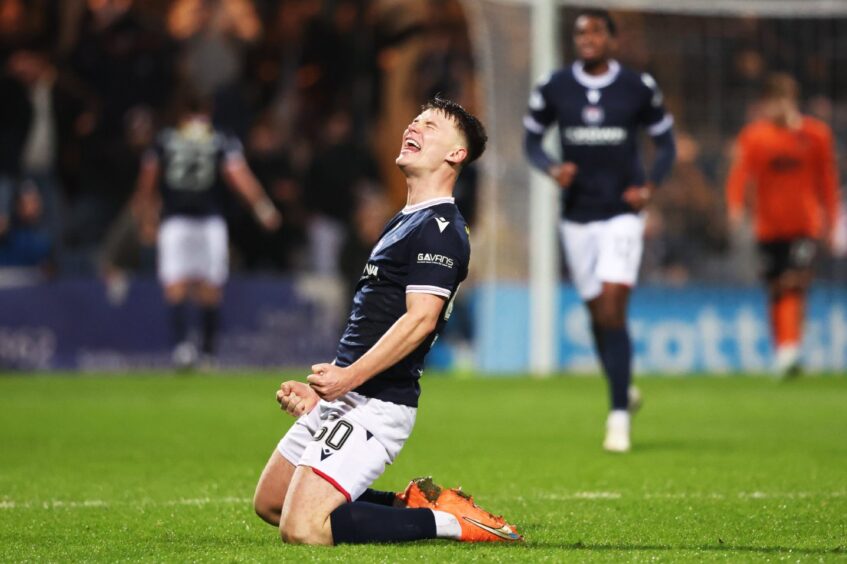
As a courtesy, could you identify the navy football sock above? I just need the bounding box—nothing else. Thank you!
[330,502,436,544]
[356,488,397,506]
[169,302,189,345]
[598,327,632,411]
[200,306,220,354]
[591,323,605,356]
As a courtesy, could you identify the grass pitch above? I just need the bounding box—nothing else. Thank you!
[1,373,845,562]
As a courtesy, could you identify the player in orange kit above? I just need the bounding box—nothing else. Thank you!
[726,73,841,375]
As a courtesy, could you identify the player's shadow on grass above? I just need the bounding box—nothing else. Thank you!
[526,541,846,556]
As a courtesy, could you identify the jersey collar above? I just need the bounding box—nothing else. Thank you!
[572,59,621,89]
[401,196,455,215]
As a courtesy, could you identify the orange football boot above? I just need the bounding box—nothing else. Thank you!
[433,487,523,542]
[395,476,443,509]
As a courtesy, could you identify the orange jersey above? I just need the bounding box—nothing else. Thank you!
[726,117,840,241]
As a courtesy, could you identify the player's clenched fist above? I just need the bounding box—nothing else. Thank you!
[307,363,353,402]
[276,380,319,417]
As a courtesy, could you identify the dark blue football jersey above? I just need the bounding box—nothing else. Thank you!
[524,60,674,222]
[145,125,244,218]
[335,197,470,407]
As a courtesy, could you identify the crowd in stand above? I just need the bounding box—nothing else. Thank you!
[1,1,844,286]
[0,0,477,283]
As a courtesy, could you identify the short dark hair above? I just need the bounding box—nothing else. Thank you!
[421,96,487,166]
[575,9,617,36]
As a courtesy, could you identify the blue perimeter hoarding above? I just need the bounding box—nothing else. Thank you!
[475,284,847,374]
[0,278,340,371]
[2,279,845,374]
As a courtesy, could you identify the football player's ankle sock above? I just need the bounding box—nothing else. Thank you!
[330,502,436,544]
[200,306,220,354]
[169,302,189,345]
[355,488,397,506]
[599,327,632,411]
[432,510,462,539]
[772,291,803,347]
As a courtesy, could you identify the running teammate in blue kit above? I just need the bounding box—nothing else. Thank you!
[524,9,676,452]
[253,98,522,545]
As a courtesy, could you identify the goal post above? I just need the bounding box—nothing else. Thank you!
[527,0,561,376]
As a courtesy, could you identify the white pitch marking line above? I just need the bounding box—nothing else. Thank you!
[0,497,252,510]
[535,491,847,501]
[573,491,623,500]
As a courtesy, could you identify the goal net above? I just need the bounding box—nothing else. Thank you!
[462,0,847,373]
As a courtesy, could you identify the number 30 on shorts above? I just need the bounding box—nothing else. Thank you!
[313,420,354,450]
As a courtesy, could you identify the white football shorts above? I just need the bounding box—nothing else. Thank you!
[157,216,228,286]
[560,213,645,301]
[277,391,416,501]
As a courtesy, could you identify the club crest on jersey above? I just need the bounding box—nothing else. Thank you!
[582,105,605,126]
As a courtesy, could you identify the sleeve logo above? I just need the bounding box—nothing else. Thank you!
[362,263,379,278]
[417,253,454,269]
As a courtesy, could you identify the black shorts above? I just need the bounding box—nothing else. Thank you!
[758,238,818,281]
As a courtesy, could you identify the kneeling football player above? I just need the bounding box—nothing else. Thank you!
[252,98,521,545]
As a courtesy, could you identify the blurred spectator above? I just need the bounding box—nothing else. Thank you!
[0,75,28,228]
[245,1,318,143]
[0,180,52,268]
[63,0,172,271]
[304,109,380,274]
[646,132,728,282]
[0,0,25,60]
[168,0,261,136]
[4,47,92,252]
[229,113,308,271]
[98,192,158,305]
[413,1,475,106]
[338,183,392,303]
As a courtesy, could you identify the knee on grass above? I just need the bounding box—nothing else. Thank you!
[253,493,281,526]
[279,513,333,546]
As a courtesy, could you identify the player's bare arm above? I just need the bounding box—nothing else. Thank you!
[307,292,445,401]
[223,158,282,231]
[726,134,752,233]
[131,156,161,219]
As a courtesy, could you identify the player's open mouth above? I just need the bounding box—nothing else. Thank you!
[401,137,421,154]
